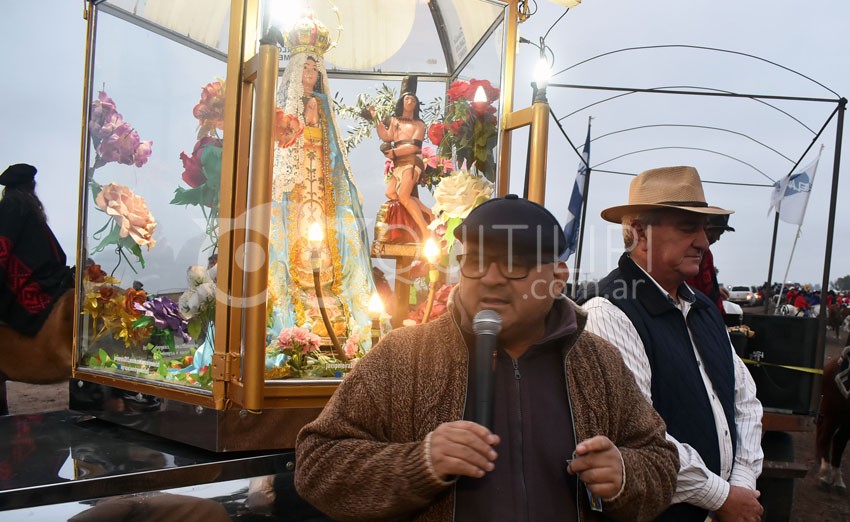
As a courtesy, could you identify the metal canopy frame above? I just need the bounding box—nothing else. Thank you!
[548,74,846,412]
[96,0,508,82]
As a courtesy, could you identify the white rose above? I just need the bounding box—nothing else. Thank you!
[431,170,494,221]
[186,265,212,289]
[178,290,201,319]
[196,282,217,308]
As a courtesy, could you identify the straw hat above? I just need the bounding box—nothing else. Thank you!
[601,166,733,223]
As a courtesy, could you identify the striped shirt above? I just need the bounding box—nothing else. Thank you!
[582,274,763,513]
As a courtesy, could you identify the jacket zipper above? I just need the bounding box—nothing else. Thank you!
[564,352,584,522]
[449,311,469,522]
[512,358,529,522]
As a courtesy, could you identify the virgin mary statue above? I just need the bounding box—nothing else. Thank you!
[268,9,375,355]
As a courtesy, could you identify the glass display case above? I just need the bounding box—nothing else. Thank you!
[71,0,513,451]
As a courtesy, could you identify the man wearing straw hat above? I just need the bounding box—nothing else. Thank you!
[581,166,764,522]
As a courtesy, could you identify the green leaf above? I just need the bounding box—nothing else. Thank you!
[201,144,223,186]
[132,315,154,329]
[91,223,122,254]
[170,186,206,206]
[188,318,202,340]
[165,331,176,351]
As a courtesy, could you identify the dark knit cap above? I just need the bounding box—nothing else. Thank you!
[706,214,735,232]
[454,194,567,259]
[0,164,37,186]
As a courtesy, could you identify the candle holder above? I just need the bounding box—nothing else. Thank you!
[308,222,347,361]
[368,292,385,347]
[421,238,441,324]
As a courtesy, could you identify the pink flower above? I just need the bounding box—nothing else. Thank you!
[89,91,119,138]
[276,326,321,354]
[95,182,157,249]
[343,333,360,359]
[134,140,153,168]
[99,123,141,165]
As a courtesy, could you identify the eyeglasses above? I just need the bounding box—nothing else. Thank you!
[456,253,550,280]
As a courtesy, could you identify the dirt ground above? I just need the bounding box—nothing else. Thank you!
[5,336,850,521]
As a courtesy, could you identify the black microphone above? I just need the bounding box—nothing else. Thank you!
[472,310,502,430]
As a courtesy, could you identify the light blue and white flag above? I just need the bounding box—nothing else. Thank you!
[561,122,591,260]
[769,150,821,225]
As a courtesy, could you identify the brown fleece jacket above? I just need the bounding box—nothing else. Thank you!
[295,298,677,521]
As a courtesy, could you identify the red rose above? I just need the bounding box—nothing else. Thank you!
[428,122,445,146]
[447,80,471,102]
[447,119,465,136]
[179,137,217,188]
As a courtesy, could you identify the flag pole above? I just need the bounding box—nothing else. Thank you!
[571,116,592,298]
[763,213,780,313]
[772,145,825,315]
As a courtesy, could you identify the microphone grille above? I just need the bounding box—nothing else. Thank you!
[472,309,502,336]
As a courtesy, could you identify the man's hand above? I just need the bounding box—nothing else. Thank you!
[719,286,731,301]
[428,421,500,480]
[567,436,624,500]
[714,486,763,522]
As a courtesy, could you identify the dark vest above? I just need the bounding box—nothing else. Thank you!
[584,254,736,522]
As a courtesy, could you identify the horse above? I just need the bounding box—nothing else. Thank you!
[827,304,850,339]
[0,289,74,415]
[816,345,850,494]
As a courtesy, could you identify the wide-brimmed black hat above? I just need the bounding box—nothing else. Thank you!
[0,163,37,186]
[454,194,566,259]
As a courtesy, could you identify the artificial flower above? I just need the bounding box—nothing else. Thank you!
[123,287,147,317]
[135,296,191,343]
[274,109,304,148]
[193,80,226,138]
[430,78,500,180]
[430,169,494,221]
[84,263,108,283]
[88,91,119,139]
[179,137,219,188]
[276,327,321,355]
[343,333,360,359]
[95,182,157,249]
[88,90,153,170]
[427,123,445,146]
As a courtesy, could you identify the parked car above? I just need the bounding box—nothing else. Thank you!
[728,285,757,306]
[750,286,764,306]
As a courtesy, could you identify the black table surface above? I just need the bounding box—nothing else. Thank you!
[0,410,294,511]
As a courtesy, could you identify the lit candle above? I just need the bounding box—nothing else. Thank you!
[473,85,487,104]
[470,85,489,117]
[424,238,440,284]
[308,222,323,270]
[368,292,384,345]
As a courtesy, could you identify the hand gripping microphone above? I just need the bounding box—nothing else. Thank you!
[472,310,502,430]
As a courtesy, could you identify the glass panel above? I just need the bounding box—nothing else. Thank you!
[77,9,229,391]
[104,0,231,59]
[259,2,505,381]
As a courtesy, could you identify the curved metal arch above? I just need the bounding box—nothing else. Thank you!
[551,44,840,98]
[556,85,817,134]
[592,168,774,188]
[591,124,796,164]
[591,146,775,183]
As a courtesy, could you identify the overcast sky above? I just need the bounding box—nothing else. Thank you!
[2,0,849,290]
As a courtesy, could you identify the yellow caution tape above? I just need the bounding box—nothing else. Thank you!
[741,359,823,375]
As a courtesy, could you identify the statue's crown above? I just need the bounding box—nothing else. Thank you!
[284,9,332,56]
